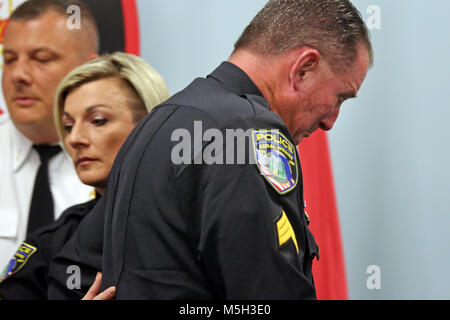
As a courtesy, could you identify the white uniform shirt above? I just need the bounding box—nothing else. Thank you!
[0,115,93,269]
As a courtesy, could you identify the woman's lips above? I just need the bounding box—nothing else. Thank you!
[77,157,96,166]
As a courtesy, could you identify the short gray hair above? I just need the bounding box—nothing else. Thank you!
[54,52,170,142]
[234,0,373,71]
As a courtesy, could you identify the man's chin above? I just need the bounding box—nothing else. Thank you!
[8,106,47,124]
[295,131,315,145]
[294,135,304,145]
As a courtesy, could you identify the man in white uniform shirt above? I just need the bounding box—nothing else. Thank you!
[0,0,99,269]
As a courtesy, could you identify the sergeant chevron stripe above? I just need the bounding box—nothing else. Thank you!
[276,210,299,253]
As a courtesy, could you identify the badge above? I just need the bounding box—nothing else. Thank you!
[252,129,298,194]
[0,242,37,282]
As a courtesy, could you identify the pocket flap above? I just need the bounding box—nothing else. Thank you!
[304,225,320,261]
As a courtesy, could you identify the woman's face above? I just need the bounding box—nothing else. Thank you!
[62,77,140,194]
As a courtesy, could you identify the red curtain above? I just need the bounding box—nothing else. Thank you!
[298,130,349,300]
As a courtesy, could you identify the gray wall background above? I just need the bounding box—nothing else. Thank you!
[137,0,450,299]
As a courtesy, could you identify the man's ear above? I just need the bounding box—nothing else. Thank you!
[289,48,321,91]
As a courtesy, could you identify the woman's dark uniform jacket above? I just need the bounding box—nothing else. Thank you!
[0,197,99,300]
[48,61,320,299]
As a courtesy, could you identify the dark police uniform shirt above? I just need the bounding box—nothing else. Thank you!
[48,61,319,300]
[101,61,319,299]
[47,196,105,299]
[0,197,99,300]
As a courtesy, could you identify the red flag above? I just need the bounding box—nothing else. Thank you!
[298,129,348,300]
[121,0,140,55]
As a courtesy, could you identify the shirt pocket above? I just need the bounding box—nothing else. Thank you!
[0,209,18,238]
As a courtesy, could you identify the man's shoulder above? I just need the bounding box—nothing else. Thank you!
[160,79,281,130]
[0,112,11,126]
[0,115,13,142]
[29,198,98,241]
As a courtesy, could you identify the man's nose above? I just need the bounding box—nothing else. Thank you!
[319,106,340,131]
[66,124,90,149]
[9,58,33,87]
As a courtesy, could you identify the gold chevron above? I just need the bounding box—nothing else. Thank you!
[276,210,299,253]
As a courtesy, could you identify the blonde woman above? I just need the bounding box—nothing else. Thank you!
[0,52,169,300]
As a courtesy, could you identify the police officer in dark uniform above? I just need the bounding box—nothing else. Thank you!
[0,197,99,300]
[49,0,373,299]
[47,195,106,299]
[103,61,320,299]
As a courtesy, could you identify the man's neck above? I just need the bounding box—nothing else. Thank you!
[228,50,279,110]
[13,121,59,145]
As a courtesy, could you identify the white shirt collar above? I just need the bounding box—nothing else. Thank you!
[11,124,34,172]
[10,125,65,172]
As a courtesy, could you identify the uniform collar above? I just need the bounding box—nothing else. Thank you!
[11,123,64,172]
[11,124,34,172]
[207,61,264,99]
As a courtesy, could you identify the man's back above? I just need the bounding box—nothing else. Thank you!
[100,62,318,299]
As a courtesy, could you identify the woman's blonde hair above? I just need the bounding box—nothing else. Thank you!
[54,52,170,142]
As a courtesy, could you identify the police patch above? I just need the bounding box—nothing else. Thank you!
[252,129,298,194]
[0,242,37,282]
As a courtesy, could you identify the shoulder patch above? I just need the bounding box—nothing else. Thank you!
[0,242,37,282]
[252,129,298,194]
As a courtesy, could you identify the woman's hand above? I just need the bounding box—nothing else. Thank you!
[82,272,116,300]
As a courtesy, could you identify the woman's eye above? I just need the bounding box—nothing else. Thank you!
[63,125,72,133]
[92,117,108,126]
